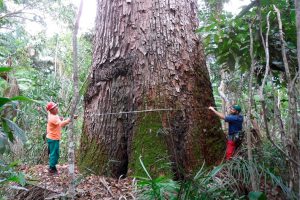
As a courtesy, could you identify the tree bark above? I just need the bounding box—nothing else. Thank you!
[68,0,83,198]
[274,5,300,192]
[295,0,300,196]
[78,0,224,179]
[247,22,258,191]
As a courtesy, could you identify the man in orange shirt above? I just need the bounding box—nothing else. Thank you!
[46,102,76,174]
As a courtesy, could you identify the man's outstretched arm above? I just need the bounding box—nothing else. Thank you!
[208,106,225,119]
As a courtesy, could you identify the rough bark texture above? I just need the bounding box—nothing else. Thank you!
[78,0,224,179]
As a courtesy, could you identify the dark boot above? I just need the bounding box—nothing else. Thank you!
[48,167,58,175]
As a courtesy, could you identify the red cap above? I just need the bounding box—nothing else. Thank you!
[46,102,57,111]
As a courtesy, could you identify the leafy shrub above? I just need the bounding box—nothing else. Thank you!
[0,160,27,198]
[136,155,294,199]
[136,156,240,200]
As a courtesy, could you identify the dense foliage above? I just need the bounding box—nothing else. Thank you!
[0,0,299,199]
[0,1,92,196]
[196,0,299,198]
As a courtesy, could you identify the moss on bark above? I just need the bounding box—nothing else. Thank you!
[77,133,108,175]
[128,113,173,178]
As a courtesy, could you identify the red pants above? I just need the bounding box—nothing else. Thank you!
[226,140,236,160]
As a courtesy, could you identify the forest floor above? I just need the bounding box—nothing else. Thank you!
[6,163,286,199]
[10,164,136,200]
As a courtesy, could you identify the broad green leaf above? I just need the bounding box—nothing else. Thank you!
[2,119,14,142]
[10,96,34,102]
[248,191,267,200]
[0,96,36,108]
[0,67,12,73]
[0,97,11,107]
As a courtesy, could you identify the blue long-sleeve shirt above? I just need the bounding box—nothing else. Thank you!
[224,114,243,135]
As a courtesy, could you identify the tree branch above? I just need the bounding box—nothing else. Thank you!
[274,5,298,137]
[236,0,258,18]
[0,10,23,20]
[274,5,291,82]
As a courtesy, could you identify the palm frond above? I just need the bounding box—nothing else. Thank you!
[3,118,26,143]
[223,158,295,199]
[0,130,9,153]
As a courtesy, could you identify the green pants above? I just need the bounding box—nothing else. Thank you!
[47,138,60,169]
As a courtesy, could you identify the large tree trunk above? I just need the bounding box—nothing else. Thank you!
[78,0,225,179]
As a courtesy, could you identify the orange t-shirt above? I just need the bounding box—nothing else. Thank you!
[46,113,70,140]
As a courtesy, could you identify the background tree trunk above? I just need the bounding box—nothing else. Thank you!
[78,0,225,179]
[68,0,83,198]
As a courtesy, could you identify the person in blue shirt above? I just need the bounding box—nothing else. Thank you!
[209,105,243,160]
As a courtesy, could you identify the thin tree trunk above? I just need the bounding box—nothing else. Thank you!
[295,0,300,80]
[79,0,224,179]
[275,1,299,149]
[270,75,299,169]
[68,0,83,198]
[295,0,300,196]
[218,70,228,131]
[273,6,297,135]
[247,22,258,191]
[274,5,300,192]
[54,35,59,77]
[259,11,271,141]
[237,74,244,101]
